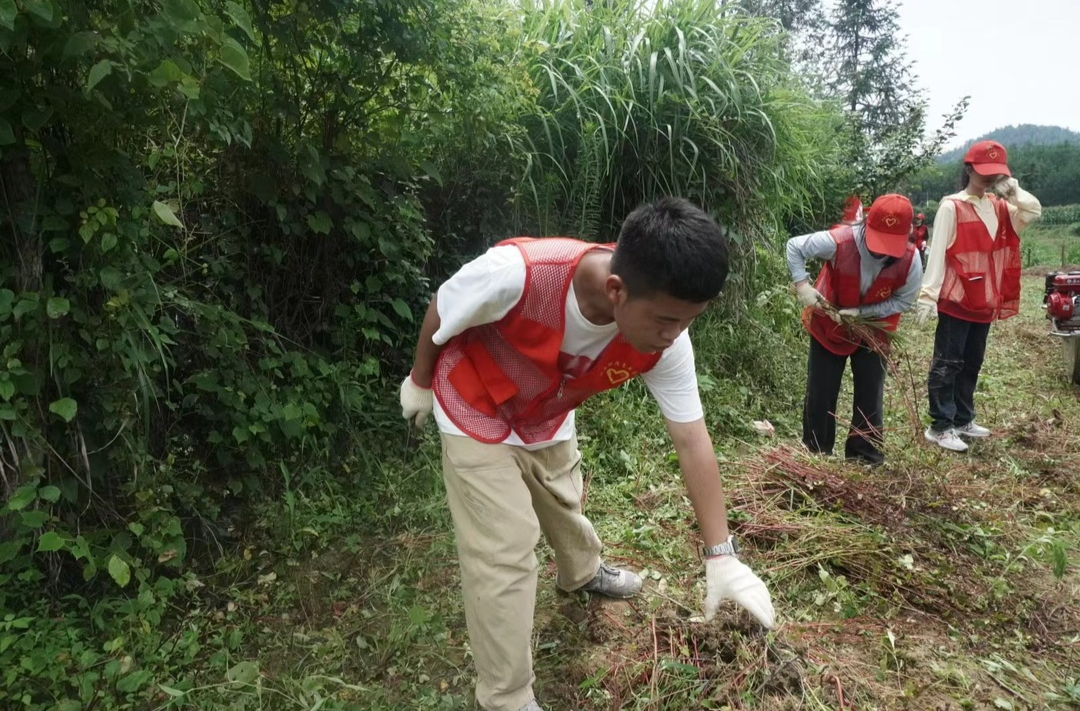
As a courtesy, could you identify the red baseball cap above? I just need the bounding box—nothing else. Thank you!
[963,140,1010,177]
[865,194,913,258]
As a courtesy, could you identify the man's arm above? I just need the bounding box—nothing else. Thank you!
[665,417,728,547]
[665,415,776,628]
[409,297,444,388]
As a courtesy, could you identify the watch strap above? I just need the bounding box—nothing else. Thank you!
[703,535,740,558]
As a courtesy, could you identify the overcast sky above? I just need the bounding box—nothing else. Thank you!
[894,0,1078,148]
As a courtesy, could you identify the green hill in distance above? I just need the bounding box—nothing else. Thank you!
[939,123,1080,163]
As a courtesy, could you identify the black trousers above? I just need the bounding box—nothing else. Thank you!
[803,337,887,464]
[927,312,991,432]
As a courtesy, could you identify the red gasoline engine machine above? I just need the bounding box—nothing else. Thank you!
[1043,271,1080,383]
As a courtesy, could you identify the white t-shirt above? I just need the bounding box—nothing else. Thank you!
[432,244,704,449]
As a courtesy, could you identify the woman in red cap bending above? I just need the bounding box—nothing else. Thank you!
[915,140,1042,452]
[788,194,922,465]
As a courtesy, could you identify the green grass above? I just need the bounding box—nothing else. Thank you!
[1019,222,1080,269]
[72,277,1080,711]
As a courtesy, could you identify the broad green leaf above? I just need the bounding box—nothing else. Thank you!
[38,485,61,502]
[5,483,37,511]
[419,160,443,186]
[306,211,332,235]
[46,296,70,318]
[48,397,77,422]
[62,31,97,58]
[108,554,130,587]
[0,87,17,112]
[37,531,66,552]
[0,379,12,400]
[99,266,123,289]
[225,1,254,41]
[218,38,251,81]
[20,510,47,528]
[152,200,184,228]
[23,0,51,22]
[0,117,13,145]
[0,288,13,316]
[13,294,38,318]
[161,0,200,28]
[159,685,186,698]
[22,106,52,131]
[0,0,15,31]
[100,232,117,252]
[148,59,184,88]
[86,60,112,92]
[391,298,412,322]
[0,540,22,563]
[226,661,259,685]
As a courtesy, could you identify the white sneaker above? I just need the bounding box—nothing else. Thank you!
[924,426,968,452]
[516,701,544,711]
[954,422,991,438]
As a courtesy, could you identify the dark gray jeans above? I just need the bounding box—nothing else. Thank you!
[927,312,991,432]
[803,337,887,465]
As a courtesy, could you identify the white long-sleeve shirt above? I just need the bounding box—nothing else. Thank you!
[918,180,1042,307]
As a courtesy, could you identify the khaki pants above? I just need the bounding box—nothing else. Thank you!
[441,433,603,711]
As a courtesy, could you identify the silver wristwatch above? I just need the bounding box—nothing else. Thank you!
[702,535,740,558]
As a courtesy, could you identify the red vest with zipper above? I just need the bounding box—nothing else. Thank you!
[433,237,663,445]
[938,196,1021,323]
[801,225,915,356]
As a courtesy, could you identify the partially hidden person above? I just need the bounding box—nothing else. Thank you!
[911,212,929,260]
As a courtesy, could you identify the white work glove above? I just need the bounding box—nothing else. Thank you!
[993,177,1019,199]
[915,301,937,327]
[838,307,860,319]
[400,373,433,428]
[794,281,824,309]
[704,555,776,629]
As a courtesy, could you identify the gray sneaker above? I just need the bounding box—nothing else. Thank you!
[575,561,643,599]
[516,701,543,711]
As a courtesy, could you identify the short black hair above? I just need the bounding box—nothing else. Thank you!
[611,197,729,302]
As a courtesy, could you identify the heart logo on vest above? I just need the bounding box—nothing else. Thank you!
[606,366,632,386]
[876,287,892,299]
[883,214,897,227]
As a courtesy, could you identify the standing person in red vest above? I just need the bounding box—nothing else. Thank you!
[916,141,1041,452]
[398,198,774,711]
[787,194,921,465]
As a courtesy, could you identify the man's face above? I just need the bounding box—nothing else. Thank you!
[606,278,709,353]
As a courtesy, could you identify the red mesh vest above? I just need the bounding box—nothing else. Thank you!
[801,225,914,356]
[433,237,663,444]
[938,197,1021,323]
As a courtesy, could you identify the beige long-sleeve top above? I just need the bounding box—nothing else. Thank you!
[918,179,1042,307]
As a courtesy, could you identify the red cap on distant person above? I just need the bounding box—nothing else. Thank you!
[864,194,913,258]
[916,213,925,220]
[963,140,1011,177]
